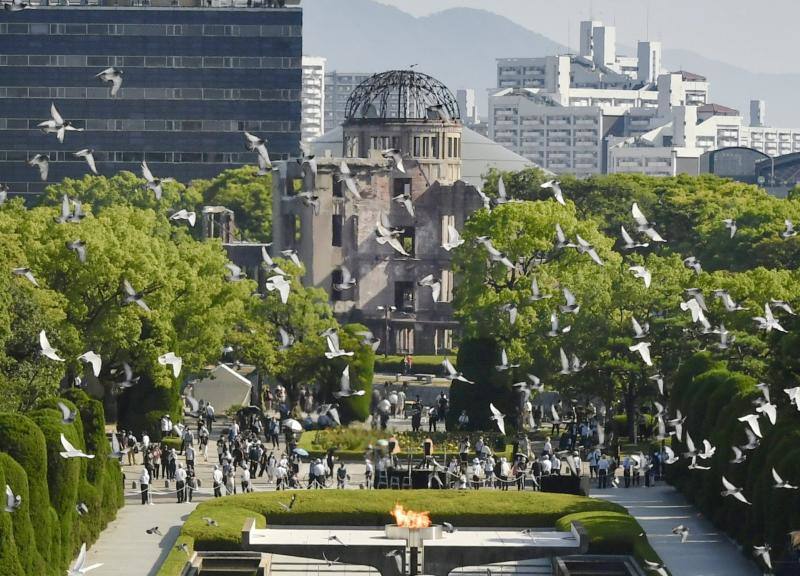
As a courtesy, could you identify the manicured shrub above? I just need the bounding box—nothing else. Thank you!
[451,337,515,433]
[374,355,448,374]
[28,408,82,567]
[0,394,123,576]
[555,511,662,568]
[668,352,800,563]
[339,324,374,423]
[0,413,57,567]
[0,454,46,575]
[0,462,24,576]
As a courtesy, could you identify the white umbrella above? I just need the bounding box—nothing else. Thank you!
[282,418,302,433]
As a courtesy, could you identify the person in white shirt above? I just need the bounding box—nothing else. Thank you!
[275,463,288,491]
[241,466,252,493]
[483,455,495,488]
[540,456,552,476]
[139,468,150,505]
[497,457,511,491]
[185,444,195,472]
[551,454,561,475]
[160,415,171,439]
[597,455,610,488]
[364,458,374,489]
[205,402,215,432]
[572,451,582,477]
[312,460,326,488]
[141,432,150,451]
[622,455,632,488]
[543,436,553,456]
[212,465,223,498]
[175,464,187,503]
[588,448,600,479]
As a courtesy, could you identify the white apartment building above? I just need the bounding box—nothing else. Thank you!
[301,56,326,144]
[323,71,374,132]
[490,88,603,176]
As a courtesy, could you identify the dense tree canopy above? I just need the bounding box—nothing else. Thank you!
[1,168,369,431]
[452,170,800,440]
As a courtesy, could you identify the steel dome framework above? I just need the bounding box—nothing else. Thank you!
[344,70,461,122]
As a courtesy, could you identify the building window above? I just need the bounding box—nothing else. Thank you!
[395,327,414,354]
[332,214,343,247]
[393,177,411,198]
[399,227,415,257]
[441,269,454,303]
[422,137,430,157]
[413,137,421,157]
[441,214,455,247]
[432,136,439,158]
[331,268,352,301]
[395,281,415,312]
[332,176,343,198]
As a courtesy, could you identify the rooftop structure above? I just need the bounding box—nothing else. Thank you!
[344,70,461,122]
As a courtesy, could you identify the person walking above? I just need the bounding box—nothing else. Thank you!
[364,458,374,489]
[622,455,632,488]
[139,467,150,505]
[212,465,223,498]
[186,469,196,503]
[181,427,195,456]
[185,444,195,473]
[336,462,349,489]
[151,444,162,480]
[167,448,177,480]
[598,454,609,489]
[126,431,138,466]
[198,423,210,463]
[205,402,215,433]
[240,465,252,493]
[175,463,187,503]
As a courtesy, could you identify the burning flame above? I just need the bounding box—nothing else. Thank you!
[391,504,431,529]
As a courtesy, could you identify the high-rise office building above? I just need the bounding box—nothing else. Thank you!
[0,0,302,196]
[323,71,374,133]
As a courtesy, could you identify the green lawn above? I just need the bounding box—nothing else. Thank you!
[157,490,663,576]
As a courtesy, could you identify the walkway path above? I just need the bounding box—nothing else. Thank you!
[85,502,194,576]
[592,484,760,576]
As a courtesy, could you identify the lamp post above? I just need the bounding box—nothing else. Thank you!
[376,305,396,359]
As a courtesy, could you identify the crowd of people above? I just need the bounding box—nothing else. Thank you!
[114,382,672,505]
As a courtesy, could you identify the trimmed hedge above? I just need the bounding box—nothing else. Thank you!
[0,390,123,576]
[156,490,653,576]
[0,464,24,576]
[555,511,663,571]
[668,353,800,564]
[374,355,450,375]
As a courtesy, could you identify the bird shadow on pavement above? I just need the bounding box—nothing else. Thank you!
[148,513,192,576]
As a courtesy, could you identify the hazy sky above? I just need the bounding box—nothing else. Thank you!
[375,0,797,74]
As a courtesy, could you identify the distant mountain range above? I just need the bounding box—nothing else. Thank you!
[303,0,800,127]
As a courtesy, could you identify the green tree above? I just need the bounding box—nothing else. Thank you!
[187,166,273,242]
